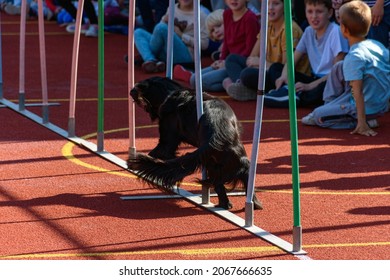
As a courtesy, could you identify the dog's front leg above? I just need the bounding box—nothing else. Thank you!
[214,184,232,209]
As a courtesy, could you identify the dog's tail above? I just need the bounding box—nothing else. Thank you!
[127,147,205,191]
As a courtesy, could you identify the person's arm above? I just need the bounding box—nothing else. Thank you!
[350,79,378,136]
[371,0,385,26]
[275,50,303,89]
[246,37,260,67]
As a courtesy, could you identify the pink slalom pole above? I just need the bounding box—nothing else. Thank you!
[37,0,49,123]
[127,0,136,158]
[18,0,27,110]
[68,0,85,136]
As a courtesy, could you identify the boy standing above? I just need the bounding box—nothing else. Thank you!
[264,0,349,108]
[302,1,390,136]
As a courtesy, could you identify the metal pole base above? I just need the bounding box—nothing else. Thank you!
[245,201,254,227]
[68,117,76,137]
[42,104,49,124]
[293,225,305,254]
[128,146,137,159]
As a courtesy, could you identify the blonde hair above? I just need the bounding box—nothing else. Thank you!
[206,9,224,41]
[339,0,371,37]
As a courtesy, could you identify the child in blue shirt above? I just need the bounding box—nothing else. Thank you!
[302,0,390,136]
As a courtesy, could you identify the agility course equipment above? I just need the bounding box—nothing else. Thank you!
[0,0,305,256]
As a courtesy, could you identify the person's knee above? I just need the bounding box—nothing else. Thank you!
[153,22,168,36]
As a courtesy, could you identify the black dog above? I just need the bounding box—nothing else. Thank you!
[127,76,262,210]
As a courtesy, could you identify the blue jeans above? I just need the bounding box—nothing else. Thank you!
[189,66,228,92]
[134,22,193,64]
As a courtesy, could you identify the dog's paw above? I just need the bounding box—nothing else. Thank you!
[216,201,233,210]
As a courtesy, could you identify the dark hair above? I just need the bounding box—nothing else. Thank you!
[304,0,333,10]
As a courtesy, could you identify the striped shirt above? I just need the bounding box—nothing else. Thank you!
[363,0,390,7]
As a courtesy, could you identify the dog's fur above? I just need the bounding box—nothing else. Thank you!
[127,76,262,210]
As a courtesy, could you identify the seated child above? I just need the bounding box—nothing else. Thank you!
[134,0,209,73]
[223,0,310,101]
[264,0,349,108]
[301,1,390,136]
[174,0,259,92]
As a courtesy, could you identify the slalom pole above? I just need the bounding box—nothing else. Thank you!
[127,0,136,158]
[68,0,85,137]
[18,0,27,110]
[97,0,105,152]
[245,0,268,227]
[0,11,2,99]
[166,0,175,78]
[193,0,209,205]
[284,0,303,253]
[37,0,49,123]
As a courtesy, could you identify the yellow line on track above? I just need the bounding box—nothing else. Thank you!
[2,241,389,259]
[61,129,389,196]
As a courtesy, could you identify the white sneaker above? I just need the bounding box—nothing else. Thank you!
[85,24,98,37]
[301,112,316,125]
[66,23,89,34]
[4,4,21,15]
[367,119,379,128]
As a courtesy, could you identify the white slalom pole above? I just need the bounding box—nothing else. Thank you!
[68,0,85,137]
[193,0,209,205]
[0,11,2,99]
[37,0,49,123]
[166,0,175,78]
[245,0,268,227]
[18,0,27,111]
[127,0,136,158]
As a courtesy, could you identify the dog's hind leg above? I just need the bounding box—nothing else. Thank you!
[214,184,233,209]
[251,194,263,210]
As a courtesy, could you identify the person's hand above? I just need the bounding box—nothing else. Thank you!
[246,56,259,67]
[295,81,315,92]
[174,26,183,38]
[275,76,287,89]
[211,60,224,69]
[351,122,378,136]
[371,2,384,26]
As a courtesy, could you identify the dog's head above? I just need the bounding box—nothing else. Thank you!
[130,76,183,121]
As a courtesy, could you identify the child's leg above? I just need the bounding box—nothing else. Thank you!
[240,67,260,90]
[150,22,193,64]
[134,28,156,62]
[322,61,350,103]
[225,54,247,82]
[189,66,215,88]
[311,92,357,129]
[299,81,326,107]
[201,68,228,92]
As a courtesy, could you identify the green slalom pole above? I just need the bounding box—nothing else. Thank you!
[284,0,303,253]
[97,0,104,152]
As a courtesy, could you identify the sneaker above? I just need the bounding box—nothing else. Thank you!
[142,60,157,73]
[222,77,233,91]
[173,65,192,83]
[367,119,379,128]
[85,24,98,37]
[226,82,257,101]
[66,23,89,34]
[156,61,166,72]
[124,54,143,65]
[4,4,21,15]
[46,9,54,21]
[264,85,296,108]
[301,112,316,125]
